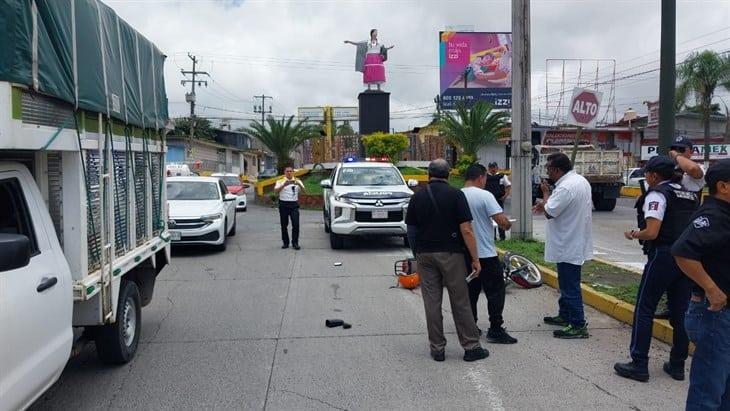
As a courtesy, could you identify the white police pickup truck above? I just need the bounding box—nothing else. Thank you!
[320,161,418,249]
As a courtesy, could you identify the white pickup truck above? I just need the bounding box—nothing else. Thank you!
[0,2,170,409]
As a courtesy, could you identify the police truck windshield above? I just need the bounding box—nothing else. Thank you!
[336,167,404,186]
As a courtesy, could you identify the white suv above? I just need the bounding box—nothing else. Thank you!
[321,161,418,249]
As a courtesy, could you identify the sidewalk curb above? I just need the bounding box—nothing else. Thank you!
[498,249,676,346]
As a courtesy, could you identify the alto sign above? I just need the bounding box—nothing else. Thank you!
[568,87,603,128]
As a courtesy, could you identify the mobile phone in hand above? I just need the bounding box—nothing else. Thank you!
[466,270,478,283]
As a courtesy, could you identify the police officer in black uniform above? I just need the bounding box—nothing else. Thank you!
[614,155,699,382]
[671,159,730,409]
[484,162,511,241]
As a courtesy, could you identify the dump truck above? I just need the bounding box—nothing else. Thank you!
[0,1,170,409]
[536,145,624,211]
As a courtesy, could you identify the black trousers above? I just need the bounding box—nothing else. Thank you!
[496,199,506,240]
[630,245,691,365]
[278,201,300,246]
[467,256,506,330]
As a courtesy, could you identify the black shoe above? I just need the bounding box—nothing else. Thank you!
[486,327,518,344]
[463,347,489,362]
[293,244,301,250]
[431,351,445,362]
[543,315,568,326]
[663,361,685,381]
[281,244,289,249]
[614,361,649,382]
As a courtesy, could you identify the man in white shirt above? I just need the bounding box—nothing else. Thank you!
[532,152,593,339]
[670,136,705,195]
[485,162,512,241]
[274,166,305,250]
[461,164,516,344]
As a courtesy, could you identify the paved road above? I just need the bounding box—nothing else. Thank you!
[31,199,687,410]
[504,197,646,272]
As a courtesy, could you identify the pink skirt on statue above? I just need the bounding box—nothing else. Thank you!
[363,53,385,85]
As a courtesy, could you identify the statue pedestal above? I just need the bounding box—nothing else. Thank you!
[358,90,390,137]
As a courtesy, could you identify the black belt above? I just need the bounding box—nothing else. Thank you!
[691,292,705,302]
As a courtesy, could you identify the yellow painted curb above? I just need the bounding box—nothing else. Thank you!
[403,174,429,182]
[621,186,641,198]
[497,248,683,348]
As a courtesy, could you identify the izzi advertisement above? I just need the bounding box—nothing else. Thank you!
[439,32,512,109]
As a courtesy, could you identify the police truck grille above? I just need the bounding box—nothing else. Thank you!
[355,210,404,222]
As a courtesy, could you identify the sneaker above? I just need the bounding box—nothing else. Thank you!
[486,327,518,344]
[431,351,445,362]
[543,315,568,326]
[463,347,490,362]
[553,324,589,339]
[614,361,649,382]
[663,361,685,381]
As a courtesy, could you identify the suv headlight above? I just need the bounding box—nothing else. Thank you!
[201,213,223,222]
[334,194,352,204]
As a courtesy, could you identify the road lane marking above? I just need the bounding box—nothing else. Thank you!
[466,368,505,411]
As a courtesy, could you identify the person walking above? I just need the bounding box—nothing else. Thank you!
[406,159,489,362]
[484,162,512,241]
[461,164,517,344]
[532,152,593,339]
[613,155,699,382]
[671,159,730,409]
[274,166,305,250]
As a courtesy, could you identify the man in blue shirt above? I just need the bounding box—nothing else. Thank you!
[462,164,516,344]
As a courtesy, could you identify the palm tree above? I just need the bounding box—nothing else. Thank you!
[243,116,315,173]
[438,101,510,159]
[676,50,730,161]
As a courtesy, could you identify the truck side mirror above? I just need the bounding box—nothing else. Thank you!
[0,234,31,272]
[407,179,419,188]
[320,179,332,189]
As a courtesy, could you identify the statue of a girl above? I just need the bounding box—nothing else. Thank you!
[344,29,395,91]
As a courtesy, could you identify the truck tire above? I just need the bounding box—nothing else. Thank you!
[95,281,141,365]
[594,197,617,212]
[402,236,410,248]
[330,232,344,249]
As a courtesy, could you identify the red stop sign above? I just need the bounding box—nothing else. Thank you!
[570,91,600,125]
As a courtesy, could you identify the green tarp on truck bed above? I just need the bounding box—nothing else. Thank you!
[0,0,168,129]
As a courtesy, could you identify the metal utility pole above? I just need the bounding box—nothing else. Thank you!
[180,53,209,143]
[511,0,533,240]
[253,94,273,124]
[658,0,676,154]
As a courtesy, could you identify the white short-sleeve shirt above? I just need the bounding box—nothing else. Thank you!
[543,170,594,265]
[275,178,303,202]
[681,164,706,192]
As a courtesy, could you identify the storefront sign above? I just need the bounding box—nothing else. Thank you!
[641,144,730,160]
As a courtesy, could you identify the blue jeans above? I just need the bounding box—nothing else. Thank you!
[557,262,585,328]
[685,300,730,411]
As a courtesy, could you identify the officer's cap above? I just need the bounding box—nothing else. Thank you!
[488,162,498,168]
[643,155,675,176]
[670,136,694,150]
[705,159,730,189]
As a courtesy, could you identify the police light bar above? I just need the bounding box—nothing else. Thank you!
[365,156,390,162]
[344,156,358,163]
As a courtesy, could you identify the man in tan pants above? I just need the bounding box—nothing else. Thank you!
[406,159,489,362]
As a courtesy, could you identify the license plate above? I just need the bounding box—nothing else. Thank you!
[170,231,181,241]
[372,210,388,220]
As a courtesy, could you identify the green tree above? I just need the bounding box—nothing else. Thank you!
[676,50,730,161]
[242,116,316,173]
[335,121,355,136]
[438,101,510,160]
[361,132,409,163]
[174,117,216,140]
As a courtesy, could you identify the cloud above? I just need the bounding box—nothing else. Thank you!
[106,0,730,131]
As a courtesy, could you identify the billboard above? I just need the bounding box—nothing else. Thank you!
[439,32,512,109]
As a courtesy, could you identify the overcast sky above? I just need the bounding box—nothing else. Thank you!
[107,0,730,132]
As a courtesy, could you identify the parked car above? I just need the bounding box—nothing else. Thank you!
[167,177,237,251]
[166,163,193,177]
[321,161,418,249]
[212,172,248,212]
[624,167,645,187]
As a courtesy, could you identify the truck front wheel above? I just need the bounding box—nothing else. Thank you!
[593,197,617,212]
[95,281,142,365]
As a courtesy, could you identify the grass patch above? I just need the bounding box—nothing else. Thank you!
[301,172,329,196]
[498,239,653,307]
[448,175,465,188]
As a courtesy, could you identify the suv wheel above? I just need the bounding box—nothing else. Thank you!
[329,232,344,249]
[323,210,331,233]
